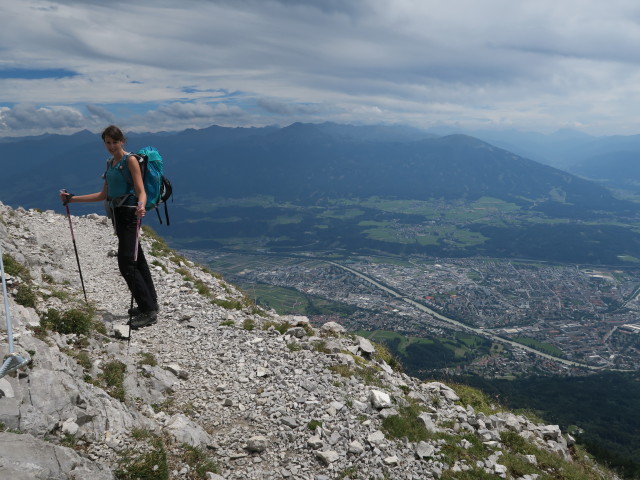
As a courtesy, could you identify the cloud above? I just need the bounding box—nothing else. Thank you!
[256,98,329,116]
[3,0,640,136]
[0,104,85,132]
[131,102,253,131]
[86,104,115,123]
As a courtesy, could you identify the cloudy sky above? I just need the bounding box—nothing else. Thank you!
[2,0,640,137]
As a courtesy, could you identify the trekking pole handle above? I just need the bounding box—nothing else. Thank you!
[60,189,74,206]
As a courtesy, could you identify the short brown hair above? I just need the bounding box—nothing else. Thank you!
[101,125,126,143]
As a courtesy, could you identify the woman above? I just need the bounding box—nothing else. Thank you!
[60,125,159,329]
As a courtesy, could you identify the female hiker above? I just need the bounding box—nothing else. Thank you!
[59,125,159,329]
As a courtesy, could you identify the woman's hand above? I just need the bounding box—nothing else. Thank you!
[136,201,146,218]
[59,190,73,205]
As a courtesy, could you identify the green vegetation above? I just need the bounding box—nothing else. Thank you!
[116,429,219,480]
[1,252,31,280]
[454,371,640,479]
[328,363,383,387]
[242,318,255,331]
[382,402,430,442]
[371,339,402,372]
[61,433,78,448]
[138,352,158,367]
[115,433,169,480]
[169,194,640,265]
[64,349,92,371]
[449,382,500,416]
[337,466,360,479]
[15,284,37,307]
[307,419,323,431]
[97,360,127,402]
[145,225,183,265]
[231,281,357,317]
[151,259,169,273]
[381,401,617,480]
[262,319,293,334]
[40,307,95,335]
[211,297,251,311]
[357,329,491,376]
[512,337,564,356]
[180,443,220,478]
[48,289,71,301]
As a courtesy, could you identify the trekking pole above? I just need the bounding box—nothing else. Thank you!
[127,216,142,346]
[62,190,88,303]
[0,245,29,379]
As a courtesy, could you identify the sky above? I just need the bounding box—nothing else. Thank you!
[3,0,640,137]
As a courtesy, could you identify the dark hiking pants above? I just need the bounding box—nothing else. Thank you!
[114,207,158,313]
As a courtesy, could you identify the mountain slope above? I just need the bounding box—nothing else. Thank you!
[0,203,620,479]
[182,126,627,214]
[569,150,640,192]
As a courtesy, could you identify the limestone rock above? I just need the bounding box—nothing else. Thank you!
[0,431,115,480]
[246,435,269,453]
[369,389,392,409]
[315,450,339,464]
[164,413,212,447]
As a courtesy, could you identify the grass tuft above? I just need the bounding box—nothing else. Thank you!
[99,360,127,402]
[180,443,220,478]
[115,435,169,480]
[41,307,94,335]
[1,253,31,281]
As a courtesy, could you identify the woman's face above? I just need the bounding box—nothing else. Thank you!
[103,136,124,156]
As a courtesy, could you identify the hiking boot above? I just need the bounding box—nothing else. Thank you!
[128,305,159,316]
[129,310,158,330]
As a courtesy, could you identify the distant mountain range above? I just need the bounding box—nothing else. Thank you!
[428,126,640,193]
[0,122,632,211]
[1,122,639,262]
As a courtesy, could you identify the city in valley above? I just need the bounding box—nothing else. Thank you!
[193,251,640,377]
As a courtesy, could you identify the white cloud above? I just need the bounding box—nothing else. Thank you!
[86,104,115,123]
[0,104,86,133]
[3,0,640,136]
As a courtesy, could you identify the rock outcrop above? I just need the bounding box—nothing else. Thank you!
[0,203,618,479]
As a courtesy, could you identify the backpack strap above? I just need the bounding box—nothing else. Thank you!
[164,200,170,226]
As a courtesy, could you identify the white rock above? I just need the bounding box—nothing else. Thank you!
[418,413,438,433]
[61,418,79,436]
[348,440,365,454]
[246,435,269,453]
[0,378,15,398]
[383,455,398,465]
[320,322,345,334]
[415,441,435,458]
[369,389,392,409]
[315,450,339,464]
[307,435,323,449]
[367,430,386,446]
[357,337,376,354]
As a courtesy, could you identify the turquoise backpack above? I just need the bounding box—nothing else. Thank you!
[134,146,173,225]
[105,146,173,225]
